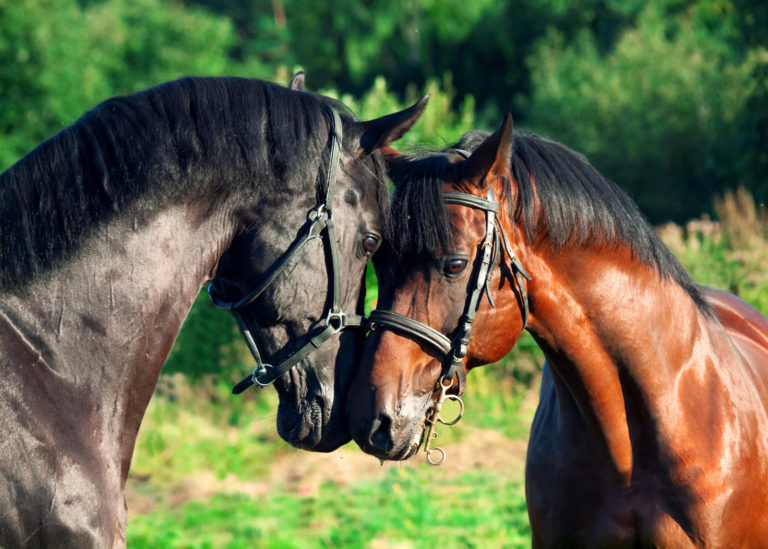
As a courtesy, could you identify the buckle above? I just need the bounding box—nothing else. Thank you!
[251,364,275,387]
[325,309,345,333]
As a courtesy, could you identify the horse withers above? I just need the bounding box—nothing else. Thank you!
[0,76,426,548]
[348,114,768,546]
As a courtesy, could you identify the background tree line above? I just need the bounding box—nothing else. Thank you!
[2,0,766,378]
[2,0,765,222]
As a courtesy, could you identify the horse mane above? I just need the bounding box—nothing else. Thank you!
[0,76,388,289]
[388,129,711,313]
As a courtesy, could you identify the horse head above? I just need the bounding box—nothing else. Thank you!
[210,85,429,452]
[347,114,531,460]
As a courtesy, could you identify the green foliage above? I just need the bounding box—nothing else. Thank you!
[658,188,768,315]
[81,0,239,90]
[333,74,476,149]
[163,290,246,379]
[0,0,243,171]
[3,0,766,223]
[527,1,764,222]
[0,0,89,166]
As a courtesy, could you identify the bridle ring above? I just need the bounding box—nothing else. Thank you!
[325,310,345,334]
[437,394,464,425]
[252,365,276,387]
[426,446,446,466]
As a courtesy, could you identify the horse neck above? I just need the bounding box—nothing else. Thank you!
[524,243,727,483]
[1,198,237,482]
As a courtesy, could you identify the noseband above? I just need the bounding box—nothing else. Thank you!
[368,176,531,464]
[208,108,365,392]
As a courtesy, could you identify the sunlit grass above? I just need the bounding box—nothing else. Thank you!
[129,363,535,547]
[128,467,530,549]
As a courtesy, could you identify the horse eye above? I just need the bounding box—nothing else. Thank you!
[361,235,380,255]
[444,258,467,275]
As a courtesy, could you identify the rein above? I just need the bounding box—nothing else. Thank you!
[368,181,531,464]
[208,108,365,392]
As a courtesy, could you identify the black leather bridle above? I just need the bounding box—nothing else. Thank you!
[208,108,365,393]
[367,178,532,397]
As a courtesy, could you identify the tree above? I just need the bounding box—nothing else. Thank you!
[526,1,760,221]
[0,0,239,171]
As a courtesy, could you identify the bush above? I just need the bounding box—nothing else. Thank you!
[527,2,761,223]
[0,0,241,171]
[657,188,768,316]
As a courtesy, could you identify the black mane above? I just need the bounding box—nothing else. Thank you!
[388,129,710,312]
[0,76,387,289]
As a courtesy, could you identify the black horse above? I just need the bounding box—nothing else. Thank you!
[0,76,425,548]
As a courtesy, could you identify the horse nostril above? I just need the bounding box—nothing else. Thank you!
[370,414,394,453]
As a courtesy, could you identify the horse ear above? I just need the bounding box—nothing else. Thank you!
[289,71,305,91]
[356,95,429,156]
[462,112,514,190]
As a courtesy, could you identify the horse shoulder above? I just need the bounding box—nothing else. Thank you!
[0,312,124,548]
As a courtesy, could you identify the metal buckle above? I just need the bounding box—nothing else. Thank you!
[325,309,345,333]
[308,203,327,221]
[251,364,276,387]
[423,376,465,466]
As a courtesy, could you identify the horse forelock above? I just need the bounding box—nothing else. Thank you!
[388,129,712,314]
[0,77,347,289]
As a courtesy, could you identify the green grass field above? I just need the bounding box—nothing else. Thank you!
[128,468,530,549]
[127,364,537,548]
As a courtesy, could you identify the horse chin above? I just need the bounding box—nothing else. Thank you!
[353,421,424,462]
[275,394,350,452]
[396,435,423,461]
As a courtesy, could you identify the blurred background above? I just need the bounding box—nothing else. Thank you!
[2,0,767,546]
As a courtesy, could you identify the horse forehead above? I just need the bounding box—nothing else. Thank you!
[338,154,380,204]
[343,187,360,207]
[446,203,485,239]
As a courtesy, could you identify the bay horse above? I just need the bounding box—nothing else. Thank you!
[0,75,426,548]
[348,114,768,547]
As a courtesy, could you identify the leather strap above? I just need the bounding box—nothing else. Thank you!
[208,209,330,311]
[368,310,452,356]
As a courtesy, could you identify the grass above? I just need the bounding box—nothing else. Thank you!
[131,378,290,485]
[128,370,536,548]
[128,468,530,549]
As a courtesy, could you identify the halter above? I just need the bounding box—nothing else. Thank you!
[368,176,531,464]
[208,108,365,393]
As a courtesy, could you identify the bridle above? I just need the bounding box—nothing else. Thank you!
[208,108,365,393]
[367,159,531,464]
